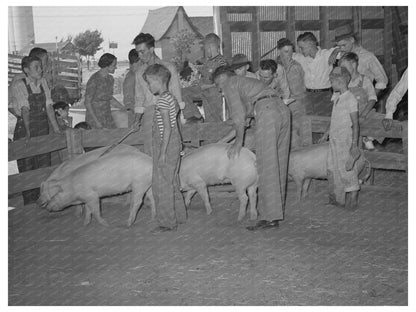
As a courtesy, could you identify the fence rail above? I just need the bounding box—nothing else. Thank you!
[8,117,407,208]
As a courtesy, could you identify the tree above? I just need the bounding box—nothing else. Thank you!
[170,29,197,69]
[73,30,104,69]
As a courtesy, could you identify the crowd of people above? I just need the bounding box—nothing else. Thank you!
[9,24,408,232]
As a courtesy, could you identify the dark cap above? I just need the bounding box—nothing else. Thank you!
[202,33,221,45]
[230,54,250,69]
[334,24,356,42]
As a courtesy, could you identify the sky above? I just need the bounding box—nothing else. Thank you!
[32,6,213,61]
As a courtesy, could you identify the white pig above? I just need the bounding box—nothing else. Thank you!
[43,144,155,227]
[288,142,371,200]
[179,143,258,221]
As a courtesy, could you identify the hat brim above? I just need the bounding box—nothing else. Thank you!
[333,32,356,43]
[230,62,251,70]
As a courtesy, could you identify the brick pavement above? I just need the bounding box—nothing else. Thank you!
[8,169,407,305]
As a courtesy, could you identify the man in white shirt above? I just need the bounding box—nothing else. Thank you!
[293,32,337,116]
[383,68,408,131]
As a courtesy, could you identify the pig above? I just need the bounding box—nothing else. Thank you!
[179,143,258,221]
[288,142,372,200]
[38,146,107,207]
[42,144,155,227]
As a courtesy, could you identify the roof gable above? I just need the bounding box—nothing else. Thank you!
[189,16,214,37]
[19,40,73,55]
[140,6,181,41]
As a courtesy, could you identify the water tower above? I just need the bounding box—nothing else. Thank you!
[8,6,35,54]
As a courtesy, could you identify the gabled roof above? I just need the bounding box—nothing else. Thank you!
[19,40,74,55]
[140,6,205,41]
[189,17,214,37]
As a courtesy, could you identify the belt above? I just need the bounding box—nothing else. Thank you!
[252,94,280,107]
[306,88,331,93]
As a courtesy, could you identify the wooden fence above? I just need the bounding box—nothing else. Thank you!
[8,52,82,101]
[8,117,407,208]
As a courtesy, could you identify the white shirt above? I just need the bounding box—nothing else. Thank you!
[293,47,336,89]
[352,46,388,90]
[385,68,408,119]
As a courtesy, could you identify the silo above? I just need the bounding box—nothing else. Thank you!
[8,6,35,54]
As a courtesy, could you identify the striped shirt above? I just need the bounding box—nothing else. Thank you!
[155,91,178,138]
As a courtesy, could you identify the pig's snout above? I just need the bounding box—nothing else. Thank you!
[37,197,49,208]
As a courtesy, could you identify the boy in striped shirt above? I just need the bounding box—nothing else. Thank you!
[143,64,185,232]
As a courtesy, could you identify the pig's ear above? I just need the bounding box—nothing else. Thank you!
[51,184,63,195]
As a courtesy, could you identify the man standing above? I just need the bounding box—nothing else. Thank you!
[123,49,140,127]
[132,33,185,156]
[182,33,228,122]
[331,25,388,97]
[293,32,337,116]
[213,66,291,231]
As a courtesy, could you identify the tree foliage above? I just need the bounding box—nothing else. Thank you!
[170,30,197,63]
[73,30,104,58]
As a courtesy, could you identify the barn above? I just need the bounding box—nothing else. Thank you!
[140,6,214,63]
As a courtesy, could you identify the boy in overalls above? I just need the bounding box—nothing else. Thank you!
[143,64,186,232]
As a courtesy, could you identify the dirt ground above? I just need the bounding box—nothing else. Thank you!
[8,169,407,306]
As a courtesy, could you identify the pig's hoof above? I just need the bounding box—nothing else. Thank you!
[83,218,92,226]
[206,209,213,215]
[237,214,245,222]
[126,219,135,227]
[249,213,258,221]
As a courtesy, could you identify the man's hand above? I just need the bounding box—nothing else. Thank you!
[328,48,341,65]
[350,145,361,160]
[318,131,329,144]
[227,142,242,160]
[382,118,393,131]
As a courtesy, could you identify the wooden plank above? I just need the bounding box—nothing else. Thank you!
[319,7,329,48]
[66,128,84,159]
[361,18,384,29]
[230,21,253,32]
[286,7,296,43]
[56,59,78,67]
[251,7,260,72]
[227,6,256,14]
[9,165,59,195]
[295,20,320,31]
[58,67,79,74]
[363,151,407,171]
[260,21,287,32]
[8,54,24,59]
[9,133,67,161]
[81,129,144,148]
[221,7,232,60]
[57,54,78,60]
[329,19,353,30]
[352,6,362,43]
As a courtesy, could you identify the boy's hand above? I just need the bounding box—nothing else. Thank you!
[328,48,341,65]
[382,118,393,131]
[350,145,361,160]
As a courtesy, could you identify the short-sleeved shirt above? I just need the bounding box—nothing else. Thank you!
[329,90,358,140]
[222,76,280,127]
[155,91,178,138]
[293,47,336,89]
[281,59,306,99]
[386,68,408,119]
[349,74,377,102]
[10,76,53,117]
[200,54,228,84]
[134,57,182,114]
[352,46,388,90]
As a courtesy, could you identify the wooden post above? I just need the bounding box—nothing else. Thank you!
[401,121,408,173]
[299,115,313,146]
[352,7,362,45]
[66,128,84,160]
[383,6,393,85]
[220,7,232,61]
[319,7,329,48]
[286,7,296,44]
[77,53,82,100]
[251,7,260,71]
